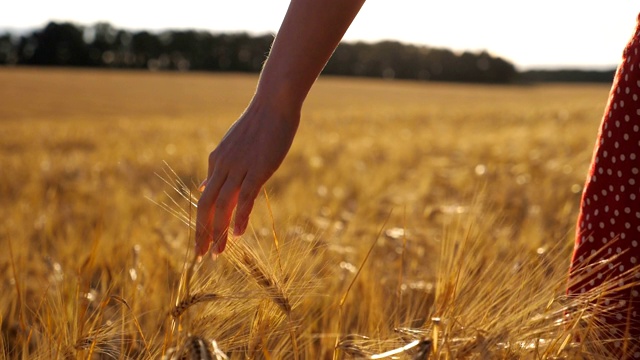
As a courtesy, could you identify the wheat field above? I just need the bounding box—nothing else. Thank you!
[0,67,628,359]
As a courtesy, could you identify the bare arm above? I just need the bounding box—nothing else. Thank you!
[196,0,366,257]
[256,0,366,112]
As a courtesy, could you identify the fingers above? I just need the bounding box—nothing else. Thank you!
[196,158,262,257]
[211,174,244,255]
[195,167,227,256]
[234,176,261,235]
[198,178,207,192]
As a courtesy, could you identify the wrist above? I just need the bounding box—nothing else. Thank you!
[247,87,302,128]
[252,79,304,122]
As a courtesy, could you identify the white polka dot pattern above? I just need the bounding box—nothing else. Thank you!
[569,15,640,348]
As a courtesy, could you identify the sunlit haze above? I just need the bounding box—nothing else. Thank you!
[2,1,638,70]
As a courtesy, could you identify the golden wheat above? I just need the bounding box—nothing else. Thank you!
[1,68,629,359]
[171,293,222,319]
[166,335,228,360]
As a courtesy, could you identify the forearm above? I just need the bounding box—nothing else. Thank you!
[197,0,365,255]
[253,0,366,114]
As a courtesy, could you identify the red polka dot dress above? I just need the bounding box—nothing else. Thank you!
[569,14,640,349]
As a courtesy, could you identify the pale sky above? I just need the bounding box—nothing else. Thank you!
[2,1,639,70]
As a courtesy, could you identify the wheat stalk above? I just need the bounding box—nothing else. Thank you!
[170,293,222,319]
[168,335,229,360]
[226,241,292,316]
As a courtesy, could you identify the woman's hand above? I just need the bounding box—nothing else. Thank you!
[196,0,365,258]
[195,99,300,257]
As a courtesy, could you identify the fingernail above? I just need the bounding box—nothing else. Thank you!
[212,237,226,255]
[196,247,205,257]
[210,235,220,255]
[210,252,218,261]
[235,219,249,235]
[198,179,207,192]
[196,255,203,264]
[195,239,209,257]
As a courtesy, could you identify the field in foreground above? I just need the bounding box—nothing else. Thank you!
[0,68,629,358]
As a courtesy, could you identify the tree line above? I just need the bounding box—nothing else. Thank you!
[0,22,615,84]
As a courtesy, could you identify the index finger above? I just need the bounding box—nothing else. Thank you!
[211,173,244,254]
[195,167,227,256]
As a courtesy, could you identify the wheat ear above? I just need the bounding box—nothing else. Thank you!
[170,293,221,319]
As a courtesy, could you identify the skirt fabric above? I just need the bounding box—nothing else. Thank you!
[569,14,640,354]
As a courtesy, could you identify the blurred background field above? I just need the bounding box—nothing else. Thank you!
[0,68,615,358]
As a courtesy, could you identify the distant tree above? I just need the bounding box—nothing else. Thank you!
[518,69,615,83]
[3,22,523,83]
[84,22,120,66]
[323,41,515,83]
[131,31,163,69]
[0,34,17,65]
[21,22,91,66]
[162,30,201,70]
[207,33,271,72]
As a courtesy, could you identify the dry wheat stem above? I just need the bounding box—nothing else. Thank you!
[333,211,392,360]
[262,188,300,360]
[108,294,150,355]
[171,293,222,319]
[231,243,292,315]
[170,335,229,360]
